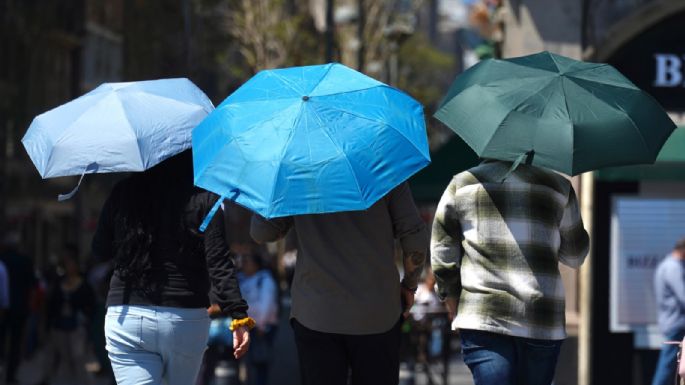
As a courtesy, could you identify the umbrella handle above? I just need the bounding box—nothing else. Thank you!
[57,162,99,201]
[499,150,534,183]
[199,194,226,233]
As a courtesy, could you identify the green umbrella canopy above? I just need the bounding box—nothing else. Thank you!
[434,51,676,176]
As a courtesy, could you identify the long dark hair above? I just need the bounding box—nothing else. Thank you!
[112,150,195,295]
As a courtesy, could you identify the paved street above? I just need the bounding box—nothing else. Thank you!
[8,298,474,385]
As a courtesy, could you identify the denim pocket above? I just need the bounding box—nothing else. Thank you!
[523,338,562,350]
[169,318,211,356]
[460,328,500,351]
[104,314,143,352]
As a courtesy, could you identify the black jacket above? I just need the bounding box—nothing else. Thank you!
[92,162,248,319]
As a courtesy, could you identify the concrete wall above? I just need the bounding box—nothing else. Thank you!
[501,0,582,59]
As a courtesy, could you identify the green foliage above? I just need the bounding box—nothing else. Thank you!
[222,0,321,76]
[397,32,455,109]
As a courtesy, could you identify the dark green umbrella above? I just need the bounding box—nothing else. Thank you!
[434,51,676,175]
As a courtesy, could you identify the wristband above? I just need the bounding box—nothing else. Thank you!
[229,317,256,331]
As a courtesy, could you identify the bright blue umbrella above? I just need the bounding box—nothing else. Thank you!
[22,78,214,199]
[193,63,429,224]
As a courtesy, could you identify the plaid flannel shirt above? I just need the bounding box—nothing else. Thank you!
[431,161,589,340]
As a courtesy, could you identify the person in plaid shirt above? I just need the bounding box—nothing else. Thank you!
[430,159,589,385]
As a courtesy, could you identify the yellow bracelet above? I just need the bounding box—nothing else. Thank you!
[229,317,256,331]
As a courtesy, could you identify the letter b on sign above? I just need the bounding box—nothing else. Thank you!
[654,54,683,87]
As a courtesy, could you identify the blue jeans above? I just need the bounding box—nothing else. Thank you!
[460,329,563,385]
[105,305,210,385]
[652,328,685,385]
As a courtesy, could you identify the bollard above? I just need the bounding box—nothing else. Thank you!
[399,361,415,385]
[211,359,239,385]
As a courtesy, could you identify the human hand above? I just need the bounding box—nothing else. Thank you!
[233,325,250,359]
[445,298,458,320]
[207,304,222,317]
[400,286,415,319]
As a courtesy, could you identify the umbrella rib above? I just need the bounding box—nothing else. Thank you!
[566,71,642,92]
[558,77,577,174]
[124,89,215,114]
[45,93,141,175]
[270,71,308,95]
[306,104,365,202]
[318,99,430,162]
[565,79,653,162]
[497,77,562,120]
[265,106,300,218]
[118,79,215,113]
[498,58,560,75]
[307,63,336,96]
[113,94,148,169]
[311,85,384,98]
[548,53,563,73]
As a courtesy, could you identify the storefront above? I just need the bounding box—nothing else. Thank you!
[589,8,685,384]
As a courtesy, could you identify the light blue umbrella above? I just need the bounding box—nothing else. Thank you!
[193,63,430,226]
[22,78,214,199]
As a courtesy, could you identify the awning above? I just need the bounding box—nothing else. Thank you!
[595,127,685,182]
[409,135,480,203]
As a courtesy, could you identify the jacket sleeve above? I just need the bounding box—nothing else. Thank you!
[387,182,429,289]
[250,214,293,244]
[203,196,249,319]
[430,177,463,301]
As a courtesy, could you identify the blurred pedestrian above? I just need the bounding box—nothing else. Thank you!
[92,150,252,385]
[431,160,589,385]
[0,259,8,316]
[0,231,38,383]
[0,258,8,381]
[45,244,96,385]
[85,259,115,381]
[651,237,685,385]
[251,181,429,385]
[237,248,279,385]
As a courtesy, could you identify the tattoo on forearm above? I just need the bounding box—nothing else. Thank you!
[403,251,426,287]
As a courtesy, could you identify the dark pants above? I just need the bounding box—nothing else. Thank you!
[246,327,277,385]
[1,311,27,382]
[652,328,685,385]
[291,318,401,385]
[460,329,563,385]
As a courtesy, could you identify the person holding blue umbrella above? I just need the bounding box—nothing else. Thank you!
[192,63,431,385]
[251,181,428,385]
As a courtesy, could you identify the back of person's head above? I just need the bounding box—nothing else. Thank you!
[113,150,195,292]
[675,238,685,254]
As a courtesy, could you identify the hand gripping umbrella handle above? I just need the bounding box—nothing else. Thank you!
[199,194,226,232]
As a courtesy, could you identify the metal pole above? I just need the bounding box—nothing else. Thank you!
[183,0,192,72]
[579,171,595,385]
[0,121,6,235]
[357,0,365,72]
[389,41,399,86]
[325,0,335,62]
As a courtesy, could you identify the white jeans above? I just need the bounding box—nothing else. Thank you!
[105,305,210,385]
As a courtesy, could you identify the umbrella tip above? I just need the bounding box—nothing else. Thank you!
[302,96,310,101]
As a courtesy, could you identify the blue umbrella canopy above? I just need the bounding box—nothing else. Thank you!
[22,78,214,179]
[192,63,430,222]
